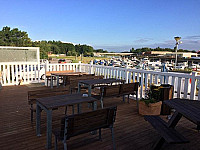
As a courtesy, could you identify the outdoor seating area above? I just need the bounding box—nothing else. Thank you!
[1,81,200,150]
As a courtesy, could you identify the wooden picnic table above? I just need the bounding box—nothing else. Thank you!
[50,72,88,88]
[164,99,200,127]
[36,93,98,149]
[78,78,125,97]
[145,99,200,150]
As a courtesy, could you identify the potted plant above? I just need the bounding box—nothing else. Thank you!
[138,84,162,115]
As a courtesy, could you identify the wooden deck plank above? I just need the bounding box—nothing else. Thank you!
[0,85,200,150]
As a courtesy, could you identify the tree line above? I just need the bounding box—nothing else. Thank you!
[0,26,108,59]
[130,47,196,54]
[0,26,195,59]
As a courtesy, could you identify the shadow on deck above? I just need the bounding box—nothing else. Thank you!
[0,84,199,150]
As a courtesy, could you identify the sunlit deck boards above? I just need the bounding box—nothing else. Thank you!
[0,85,200,150]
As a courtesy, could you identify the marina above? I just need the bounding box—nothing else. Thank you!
[1,1,200,149]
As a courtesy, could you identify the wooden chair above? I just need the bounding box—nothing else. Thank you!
[53,106,117,150]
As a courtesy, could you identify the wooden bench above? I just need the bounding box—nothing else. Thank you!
[144,115,189,150]
[28,86,70,122]
[60,72,91,86]
[46,70,74,86]
[53,106,117,150]
[119,82,139,103]
[93,82,139,108]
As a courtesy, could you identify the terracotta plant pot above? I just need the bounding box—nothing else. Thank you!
[139,101,162,115]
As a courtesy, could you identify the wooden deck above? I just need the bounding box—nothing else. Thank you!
[0,84,200,150]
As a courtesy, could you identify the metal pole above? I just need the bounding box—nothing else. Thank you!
[175,42,178,68]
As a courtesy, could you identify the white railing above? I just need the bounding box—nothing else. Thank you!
[1,61,200,100]
[81,63,200,100]
[0,61,81,85]
[0,62,42,85]
[46,61,81,72]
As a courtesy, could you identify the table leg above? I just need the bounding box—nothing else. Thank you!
[36,102,42,136]
[100,96,104,108]
[88,85,96,110]
[88,85,92,97]
[91,101,97,134]
[123,95,125,102]
[57,75,59,88]
[46,110,52,149]
[78,83,81,93]
[93,101,97,110]
[77,104,82,114]
[50,75,53,88]
[136,92,139,111]
[152,111,183,150]
[197,125,200,131]
[152,137,165,150]
[167,111,182,128]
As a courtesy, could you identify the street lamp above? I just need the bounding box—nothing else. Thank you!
[174,36,182,67]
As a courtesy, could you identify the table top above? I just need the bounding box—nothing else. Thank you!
[164,99,200,125]
[79,78,125,86]
[51,72,87,76]
[36,93,97,109]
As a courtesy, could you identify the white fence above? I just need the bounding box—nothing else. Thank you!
[0,61,81,86]
[46,61,81,72]
[0,62,42,85]
[0,61,200,100]
[80,63,200,100]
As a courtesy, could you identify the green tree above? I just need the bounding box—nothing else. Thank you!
[32,40,51,59]
[0,26,31,46]
[130,47,135,53]
[50,44,60,54]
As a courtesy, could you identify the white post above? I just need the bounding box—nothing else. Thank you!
[79,61,82,72]
[36,47,40,83]
[125,65,128,83]
[90,61,94,74]
[38,63,40,83]
[45,60,49,86]
[190,72,196,100]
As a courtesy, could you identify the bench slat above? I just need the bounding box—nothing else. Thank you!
[144,116,189,144]
[119,82,139,95]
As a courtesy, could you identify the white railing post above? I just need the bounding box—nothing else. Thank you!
[90,61,93,74]
[190,72,196,100]
[125,65,128,83]
[38,64,40,83]
[140,73,144,99]
[79,61,82,72]
[45,60,49,86]
[101,65,103,77]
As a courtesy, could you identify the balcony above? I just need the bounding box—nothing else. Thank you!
[0,85,200,150]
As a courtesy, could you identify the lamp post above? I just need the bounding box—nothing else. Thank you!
[174,36,182,67]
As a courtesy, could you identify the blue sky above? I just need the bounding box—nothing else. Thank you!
[0,0,200,52]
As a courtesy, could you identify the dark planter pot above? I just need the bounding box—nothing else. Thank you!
[159,84,174,115]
